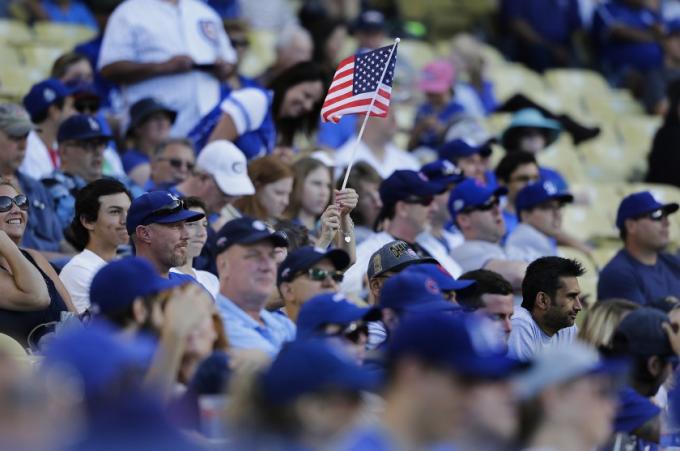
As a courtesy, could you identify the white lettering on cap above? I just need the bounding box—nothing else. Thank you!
[231,161,245,174]
[543,181,557,195]
[43,88,56,102]
[332,292,345,302]
[88,117,100,131]
[453,199,465,212]
[252,220,266,231]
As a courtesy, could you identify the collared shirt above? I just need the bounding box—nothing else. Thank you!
[17,171,64,252]
[507,306,578,361]
[215,293,295,356]
[505,223,558,263]
[598,248,680,305]
[98,0,236,136]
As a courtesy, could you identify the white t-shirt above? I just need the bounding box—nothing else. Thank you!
[59,249,107,314]
[334,136,420,179]
[170,267,219,299]
[507,306,578,361]
[20,130,55,180]
[99,0,236,136]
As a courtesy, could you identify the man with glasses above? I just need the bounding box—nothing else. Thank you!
[450,178,527,290]
[598,191,680,305]
[126,190,204,281]
[42,114,112,232]
[277,246,350,322]
[494,151,540,236]
[342,170,462,298]
[20,78,76,180]
[214,216,294,355]
[145,138,196,191]
[505,181,574,262]
[0,103,64,254]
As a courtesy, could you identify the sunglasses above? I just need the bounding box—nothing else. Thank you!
[461,197,499,214]
[327,321,369,344]
[636,209,667,222]
[159,158,195,171]
[0,194,28,212]
[230,39,250,48]
[74,99,101,114]
[301,267,344,283]
[403,196,434,206]
[143,198,183,223]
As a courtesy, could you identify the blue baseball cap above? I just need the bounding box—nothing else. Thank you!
[22,78,72,122]
[215,216,288,254]
[57,114,111,143]
[379,269,460,314]
[667,19,680,36]
[515,180,574,216]
[387,313,521,379]
[405,263,476,292]
[420,159,465,187]
[615,191,679,230]
[126,191,204,235]
[353,9,385,32]
[42,321,153,400]
[379,170,445,207]
[448,178,507,218]
[90,257,190,316]
[277,246,350,285]
[260,340,378,405]
[296,292,382,339]
[439,139,492,162]
[614,307,675,358]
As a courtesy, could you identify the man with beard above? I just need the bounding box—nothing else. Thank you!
[508,256,584,361]
[126,191,204,281]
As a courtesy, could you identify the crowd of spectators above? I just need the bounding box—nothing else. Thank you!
[1,1,680,450]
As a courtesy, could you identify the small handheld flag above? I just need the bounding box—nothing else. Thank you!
[322,39,400,191]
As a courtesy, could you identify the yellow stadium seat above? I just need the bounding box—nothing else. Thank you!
[0,19,33,45]
[486,63,545,103]
[396,39,436,72]
[32,22,96,49]
[20,45,65,76]
[239,30,277,77]
[0,65,43,99]
[557,246,598,300]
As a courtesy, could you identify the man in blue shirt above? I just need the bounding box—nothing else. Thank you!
[126,190,204,283]
[598,191,680,305]
[214,216,295,356]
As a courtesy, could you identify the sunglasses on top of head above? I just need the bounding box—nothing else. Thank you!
[0,194,28,212]
[143,198,184,223]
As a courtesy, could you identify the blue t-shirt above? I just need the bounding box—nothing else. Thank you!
[591,1,663,72]
[317,115,358,150]
[505,0,581,45]
[18,171,64,252]
[414,100,466,149]
[598,249,680,305]
[502,208,519,243]
[42,1,97,29]
[121,149,150,174]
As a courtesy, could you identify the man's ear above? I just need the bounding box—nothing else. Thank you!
[135,225,152,245]
[647,355,666,378]
[535,291,551,311]
[279,281,295,303]
[80,214,96,232]
[131,298,147,324]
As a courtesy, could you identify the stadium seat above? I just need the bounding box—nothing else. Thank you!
[32,22,96,49]
[396,39,436,71]
[0,19,33,45]
[20,45,65,76]
[557,246,598,301]
[486,63,545,103]
[0,65,43,100]
[239,29,277,77]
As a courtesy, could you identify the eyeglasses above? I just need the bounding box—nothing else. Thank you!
[636,209,668,222]
[74,98,101,114]
[461,197,499,214]
[510,175,540,184]
[402,196,434,206]
[159,158,195,171]
[301,267,344,283]
[0,194,28,212]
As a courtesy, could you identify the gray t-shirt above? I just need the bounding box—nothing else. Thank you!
[505,223,557,263]
[507,306,578,361]
[450,240,507,272]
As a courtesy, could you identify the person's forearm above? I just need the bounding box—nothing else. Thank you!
[555,231,592,257]
[0,237,49,309]
[143,327,185,403]
[609,24,657,43]
[335,216,356,265]
[509,18,547,46]
[100,61,174,84]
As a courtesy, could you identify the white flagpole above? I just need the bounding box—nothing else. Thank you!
[340,37,400,191]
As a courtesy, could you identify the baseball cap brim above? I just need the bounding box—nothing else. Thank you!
[3,118,34,137]
[213,171,255,196]
[461,354,525,380]
[371,256,437,279]
[403,300,461,314]
[237,229,288,248]
[143,275,191,298]
[152,209,205,225]
[62,130,112,142]
[440,278,476,292]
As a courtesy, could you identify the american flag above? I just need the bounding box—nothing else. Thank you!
[320,44,398,123]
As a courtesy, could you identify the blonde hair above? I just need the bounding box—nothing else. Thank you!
[578,298,639,349]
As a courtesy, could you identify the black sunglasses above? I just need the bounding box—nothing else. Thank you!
[300,267,344,283]
[402,196,434,207]
[75,98,101,114]
[0,194,28,212]
[327,321,369,344]
[160,158,195,171]
[461,197,499,214]
[636,209,667,222]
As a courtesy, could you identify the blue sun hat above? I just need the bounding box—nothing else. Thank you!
[501,108,562,150]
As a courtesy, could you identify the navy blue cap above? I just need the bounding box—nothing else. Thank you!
[367,240,436,279]
[297,292,382,339]
[448,178,507,218]
[277,246,350,285]
[215,216,288,254]
[615,191,679,230]
[90,257,190,316]
[22,78,72,121]
[387,313,521,379]
[515,180,574,215]
[128,97,177,133]
[379,269,460,314]
[439,139,492,162]
[667,18,680,35]
[405,263,476,292]
[420,159,464,187]
[614,307,675,358]
[260,340,378,405]
[379,170,445,206]
[187,351,231,396]
[57,114,111,143]
[126,191,204,235]
[42,321,153,399]
[353,10,385,32]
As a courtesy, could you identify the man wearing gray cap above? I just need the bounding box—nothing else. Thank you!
[0,104,64,253]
